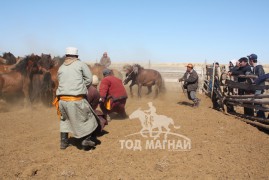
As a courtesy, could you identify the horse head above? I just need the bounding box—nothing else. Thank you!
[39,53,53,70]
[12,54,41,76]
[2,52,16,65]
[0,57,7,64]
[123,64,136,85]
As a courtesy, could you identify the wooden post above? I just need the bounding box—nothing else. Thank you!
[211,61,216,98]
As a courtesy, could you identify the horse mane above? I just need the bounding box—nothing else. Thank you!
[12,56,29,75]
[133,64,144,70]
[40,53,53,69]
[52,56,65,66]
[132,64,144,74]
[12,54,40,75]
[3,52,16,65]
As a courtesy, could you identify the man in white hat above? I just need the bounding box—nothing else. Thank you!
[54,47,98,150]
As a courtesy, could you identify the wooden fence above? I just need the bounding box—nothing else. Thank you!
[202,65,269,130]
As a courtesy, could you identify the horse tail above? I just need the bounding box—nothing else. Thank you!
[42,72,53,106]
[160,75,166,93]
[158,73,166,93]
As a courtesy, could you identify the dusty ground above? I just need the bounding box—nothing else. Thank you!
[0,82,269,179]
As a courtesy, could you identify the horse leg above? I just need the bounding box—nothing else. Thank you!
[138,85,142,98]
[22,78,31,107]
[154,84,160,99]
[129,84,134,97]
[146,86,152,95]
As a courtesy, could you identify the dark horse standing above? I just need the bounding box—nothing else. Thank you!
[30,54,55,106]
[123,64,165,98]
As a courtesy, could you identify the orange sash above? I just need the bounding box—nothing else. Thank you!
[52,96,84,120]
[105,98,111,110]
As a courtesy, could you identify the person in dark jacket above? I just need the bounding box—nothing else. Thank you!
[178,63,200,107]
[99,69,128,120]
[229,57,253,116]
[254,73,269,85]
[229,57,252,82]
[248,54,266,118]
[248,54,265,86]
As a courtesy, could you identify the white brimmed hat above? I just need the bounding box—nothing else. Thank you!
[65,47,78,56]
[92,75,99,85]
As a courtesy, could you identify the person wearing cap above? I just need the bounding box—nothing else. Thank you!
[99,52,111,68]
[248,54,266,118]
[178,63,200,107]
[248,54,265,85]
[229,57,252,82]
[54,47,98,150]
[228,57,253,116]
[99,69,128,120]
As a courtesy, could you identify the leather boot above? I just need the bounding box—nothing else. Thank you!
[60,132,69,150]
[81,135,96,147]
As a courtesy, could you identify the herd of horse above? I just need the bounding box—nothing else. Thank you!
[0,52,165,108]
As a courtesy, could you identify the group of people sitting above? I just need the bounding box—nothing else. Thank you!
[54,47,127,150]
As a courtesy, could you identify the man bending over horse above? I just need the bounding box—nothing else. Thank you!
[54,47,98,150]
[87,75,108,132]
[178,63,200,107]
[99,69,128,120]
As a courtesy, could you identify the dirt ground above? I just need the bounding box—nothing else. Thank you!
[0,82,269,179]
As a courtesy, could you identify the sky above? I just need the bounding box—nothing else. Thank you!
[1,0,269,64]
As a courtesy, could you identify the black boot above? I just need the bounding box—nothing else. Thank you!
[60,132,69,150]
[81,134,96,147]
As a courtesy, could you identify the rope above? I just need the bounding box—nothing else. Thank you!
[123,69,134,82]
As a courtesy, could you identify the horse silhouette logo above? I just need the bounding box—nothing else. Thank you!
[129,102,180,140]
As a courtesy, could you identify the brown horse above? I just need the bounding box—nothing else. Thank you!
[0,57,6,64]
[88,63,123,80]
[29,54,55,106]
[0,65,12,73]
[48,62,61,101]
[123,64,165,98]
[0,54,41,105]
[0,58,23,74]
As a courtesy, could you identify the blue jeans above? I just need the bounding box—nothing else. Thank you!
[255,90,265,118]
[187,91,198,103]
